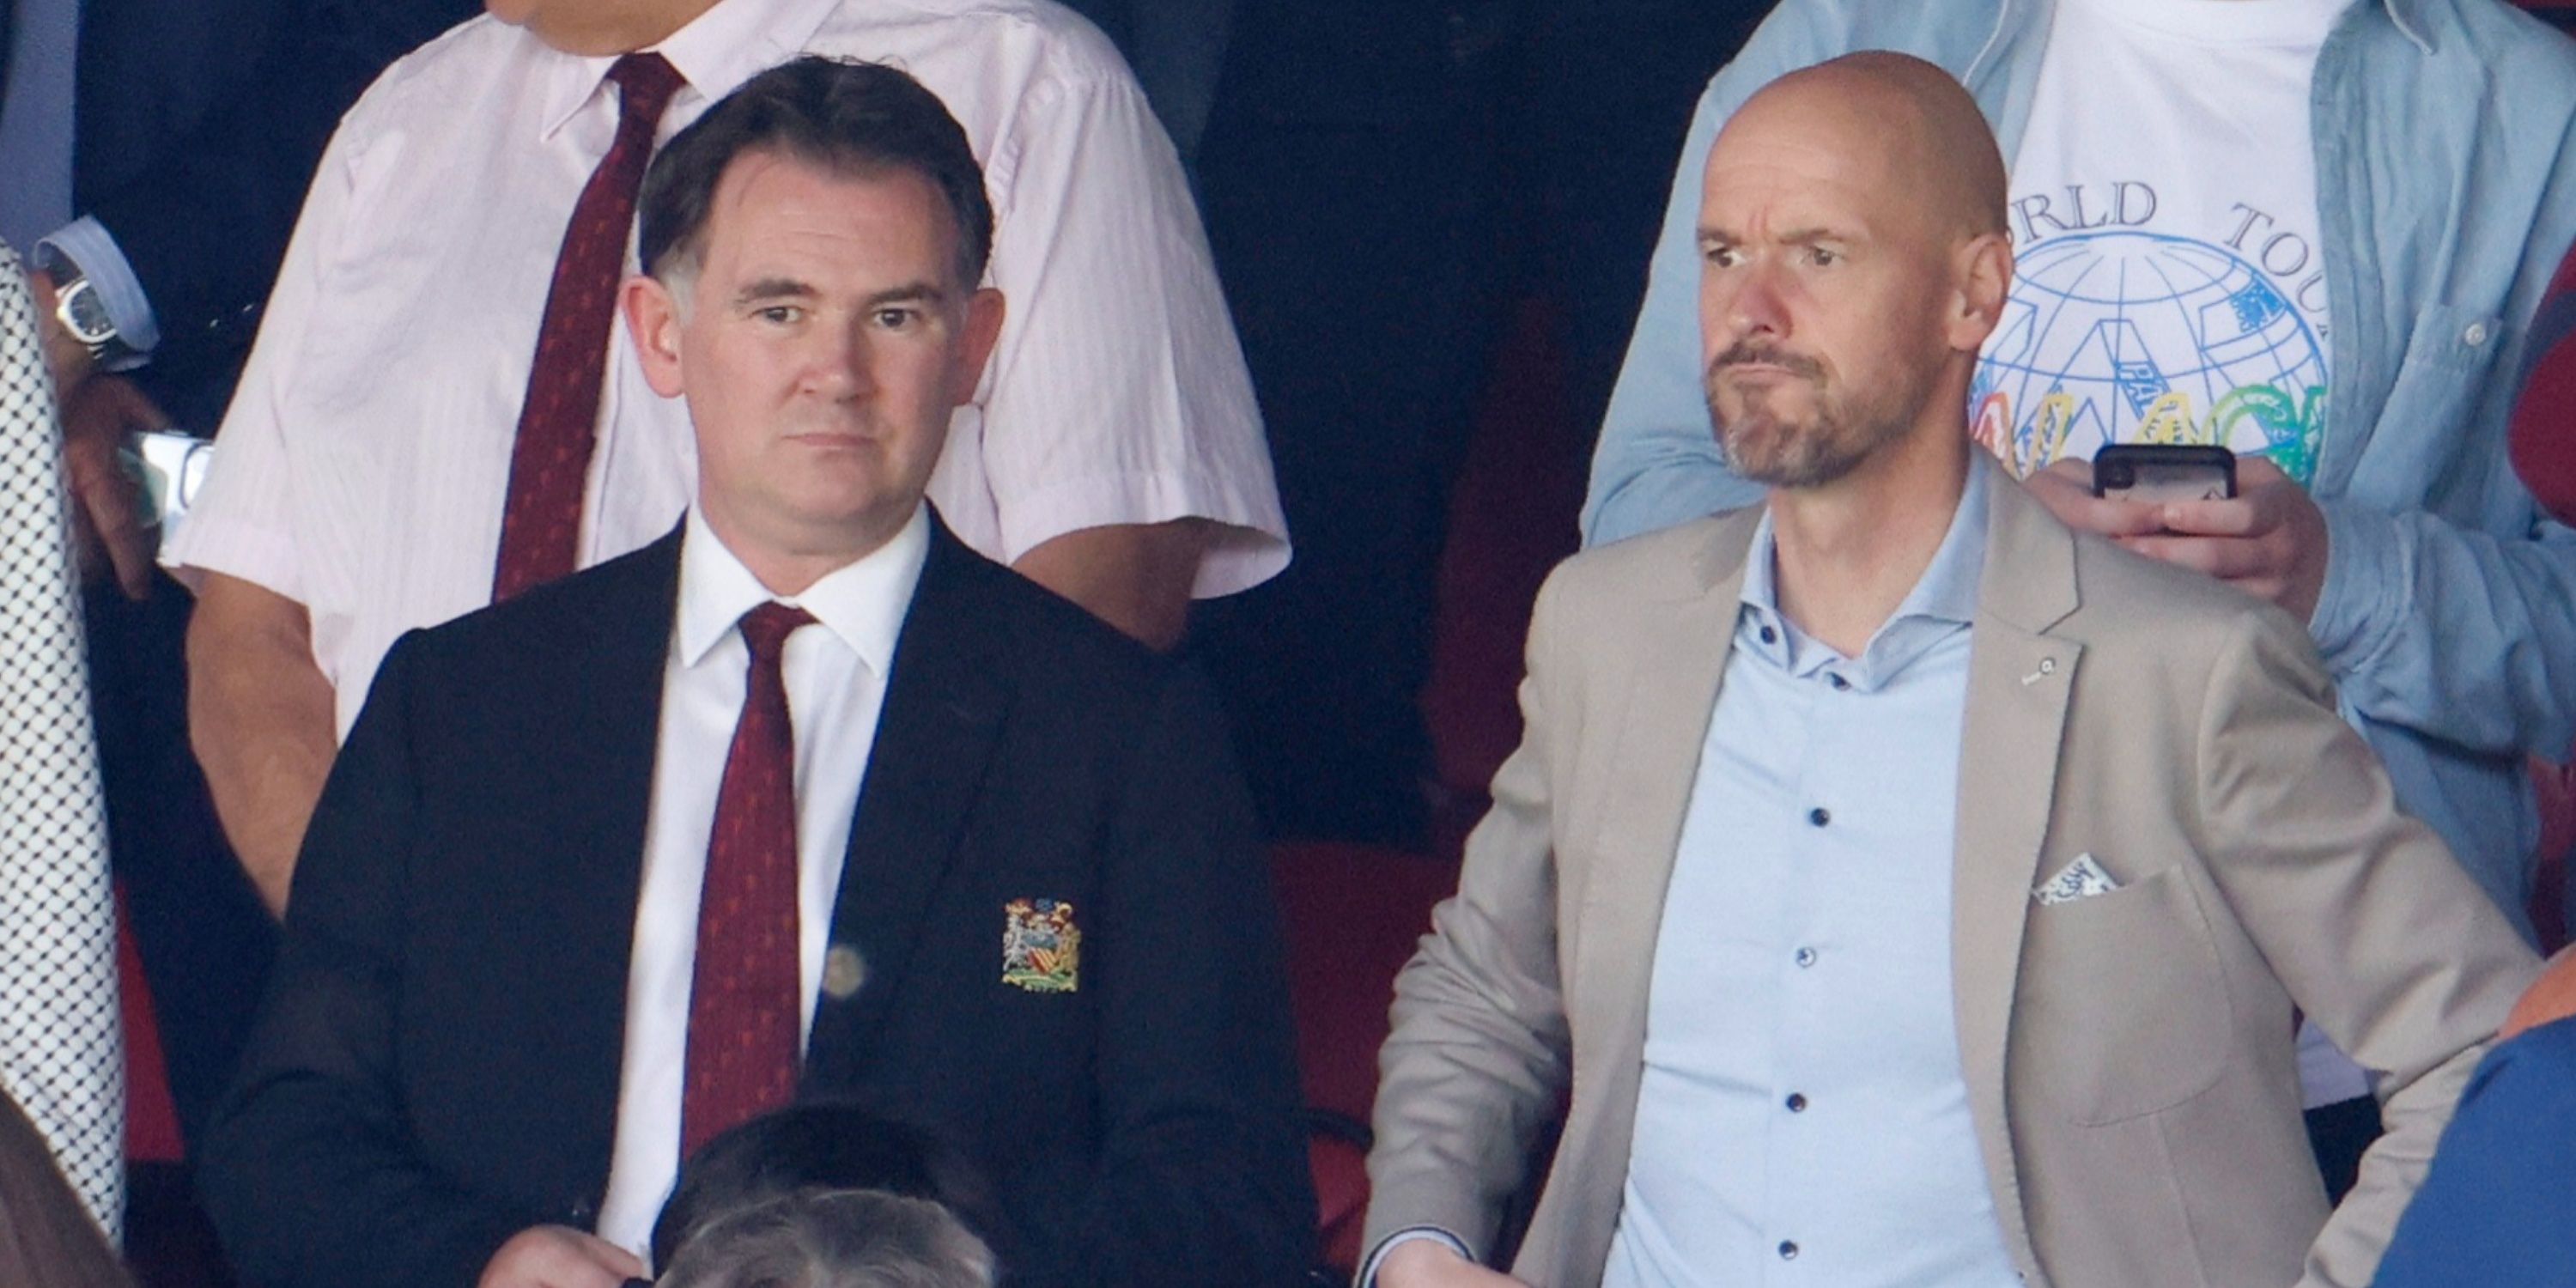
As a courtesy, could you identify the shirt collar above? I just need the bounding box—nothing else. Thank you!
[537,0,841,141]
[2370,0,2433,52]
[674,501,929,677]
[1736,459,1990,689]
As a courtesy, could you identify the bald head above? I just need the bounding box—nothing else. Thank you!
[1692,52,2014,493]
[1722,52,2007,243]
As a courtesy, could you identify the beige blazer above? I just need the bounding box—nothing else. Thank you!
[1362,460,2539,1288]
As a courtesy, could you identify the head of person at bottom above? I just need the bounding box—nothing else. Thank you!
[621,55,1006,598]
[1695,51,2011,505]
[655,1189,997,1288]
[650,1103,1002,1274]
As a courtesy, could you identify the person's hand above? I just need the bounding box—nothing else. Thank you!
[2019,456,2330,623]
[58,375,167,600]
[477,1225,643,1288]
[1377,1238,1529,1288]
[2121,457,2330,623]
[2020,458,2167,541]
[27,269,100,395]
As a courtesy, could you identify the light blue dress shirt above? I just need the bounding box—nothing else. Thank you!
[1583,0,2576,945]
[1602,465,2022,1288]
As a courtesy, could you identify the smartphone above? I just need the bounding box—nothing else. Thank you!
[2092,444,2236,503]
[120,429,215,554]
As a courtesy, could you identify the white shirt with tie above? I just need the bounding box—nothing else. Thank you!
[167,0,1287,737]
[593,503,927,1259]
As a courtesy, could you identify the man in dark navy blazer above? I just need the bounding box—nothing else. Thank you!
[196,58,1314,1288]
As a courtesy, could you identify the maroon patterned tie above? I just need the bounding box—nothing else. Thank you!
[492,52,685,602]
[681,602,815,1158]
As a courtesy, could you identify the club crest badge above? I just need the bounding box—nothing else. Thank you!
[1001,898,1080,993]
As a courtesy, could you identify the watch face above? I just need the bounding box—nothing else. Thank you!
[59,279,118,347]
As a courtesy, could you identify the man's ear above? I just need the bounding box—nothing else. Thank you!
[1944,231,2014,354]
[621,274,687,398]
[948,286,1006,406]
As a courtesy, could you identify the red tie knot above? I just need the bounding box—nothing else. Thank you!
[738,602,817,665]
[606,52,685,131]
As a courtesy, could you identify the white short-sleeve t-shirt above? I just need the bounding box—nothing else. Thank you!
[1984,0,2374,1109]
[1975,0,2350,488]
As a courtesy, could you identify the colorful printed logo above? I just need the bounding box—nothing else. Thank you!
[1973,230,2326,483]
[1001,897,1081,993]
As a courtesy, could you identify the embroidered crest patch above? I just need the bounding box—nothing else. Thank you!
[1001,898,1080,993]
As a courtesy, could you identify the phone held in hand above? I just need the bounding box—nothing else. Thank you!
[121,428,213,553]
[2091,443,2236,503]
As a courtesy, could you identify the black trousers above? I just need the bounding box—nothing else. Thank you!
[2304,1094,2384,1205]
[84,573,276,1154]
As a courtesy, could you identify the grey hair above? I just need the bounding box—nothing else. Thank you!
[655,1188,998,1288]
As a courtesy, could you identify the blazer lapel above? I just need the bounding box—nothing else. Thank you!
[1573,514,1758,1049]
[1950,465,2082,1279]
[805,519,1010,1083]
[1537,513,1752,1277]
[538,526,683,1196]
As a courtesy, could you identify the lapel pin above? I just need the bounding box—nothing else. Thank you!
[1001,898,1080,993]
[2020,656,2059,686]
[822,944,866,1000]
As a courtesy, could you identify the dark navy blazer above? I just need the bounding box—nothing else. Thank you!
[197,517,1316,1288]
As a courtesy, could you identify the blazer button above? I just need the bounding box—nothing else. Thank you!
[823,944,866,1000]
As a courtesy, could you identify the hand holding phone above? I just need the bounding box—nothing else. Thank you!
[2092,444,2237,504]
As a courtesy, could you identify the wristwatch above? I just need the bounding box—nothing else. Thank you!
[34,246,135,369]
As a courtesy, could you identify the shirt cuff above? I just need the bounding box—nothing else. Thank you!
[2306,496,2405,682]
[37,216,161,368]
[1357,1227,1473,1288]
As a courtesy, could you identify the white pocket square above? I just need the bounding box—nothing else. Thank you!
[2033,853,2120,906]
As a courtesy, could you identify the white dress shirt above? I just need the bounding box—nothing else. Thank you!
[1602,465,2021,1288]
[592,503,927,1260]
[167,0,1287,736]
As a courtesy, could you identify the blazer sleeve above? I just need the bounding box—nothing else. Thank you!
[1070,663,1319,1286]
[194,633,537,1288]
[2185,610,2542,1288]
[2370,1021,2576,1288]
[1359,570,1577,1266]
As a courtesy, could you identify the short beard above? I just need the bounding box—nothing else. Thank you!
[1704,343,1913,489]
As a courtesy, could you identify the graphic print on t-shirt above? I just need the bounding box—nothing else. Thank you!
[1968,0,2344,487]
[1972,191,2328,484]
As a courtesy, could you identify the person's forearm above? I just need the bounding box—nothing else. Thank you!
[1011,518,1212,651]
[2306,498,2576,759]
[186,572,338,915]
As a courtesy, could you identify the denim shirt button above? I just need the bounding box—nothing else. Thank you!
[2464,320,2490,346]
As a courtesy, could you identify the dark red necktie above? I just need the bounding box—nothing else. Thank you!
[681,602,815,1158]
[492,52,685,602]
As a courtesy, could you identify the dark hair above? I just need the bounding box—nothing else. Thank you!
[637,57,995,290]
[655,1190,996,1288]
[649,1103,1004,1273]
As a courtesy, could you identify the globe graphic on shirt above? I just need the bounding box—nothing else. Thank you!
[1971,231,2327,484]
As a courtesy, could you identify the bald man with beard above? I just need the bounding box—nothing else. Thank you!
[1357,53,2537,1288]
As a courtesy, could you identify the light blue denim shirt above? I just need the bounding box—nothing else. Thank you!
[1605,465,2020,1288]
[1583,0,2576,941]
